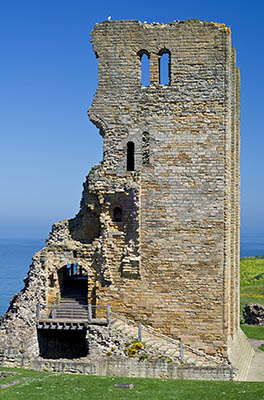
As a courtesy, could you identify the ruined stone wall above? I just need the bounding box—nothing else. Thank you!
[88,20,240,353]
[0,20,241,363]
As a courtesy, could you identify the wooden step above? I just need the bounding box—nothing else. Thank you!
[59,301,86,304]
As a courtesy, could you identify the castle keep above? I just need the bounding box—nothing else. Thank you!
[0,20,254,379]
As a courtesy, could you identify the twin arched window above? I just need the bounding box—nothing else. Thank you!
[159,49,171,85]
[138,48,171,86]
[138,50,150,86]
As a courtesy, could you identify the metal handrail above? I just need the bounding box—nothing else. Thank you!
[38,303,89,321]
[110,311,139,327]
[37,303,108,324]
[111,310,182,346]
[110,310,226,365]
[36,303,228,365]
[39,303,88,308]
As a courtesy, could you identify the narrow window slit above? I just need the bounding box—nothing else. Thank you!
[127,141,135,171]
[142,132,150,165]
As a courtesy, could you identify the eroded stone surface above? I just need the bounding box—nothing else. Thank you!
[243,304,264,326]
[0,20,244,373]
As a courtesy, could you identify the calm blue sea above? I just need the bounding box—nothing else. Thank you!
[240,234,264,258]
[0,238,45,318]
[0,234,263,317]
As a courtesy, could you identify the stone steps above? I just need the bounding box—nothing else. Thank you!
[56,280,88,319]
[57,281,88,320]
[56,310,87,315]
[55,314,88,319]
[55,301,88,319]
[56,308,88,313]
[56,312,88,317]
[58,300,87,304]
[57,301,87,306]
[62,291,86,296]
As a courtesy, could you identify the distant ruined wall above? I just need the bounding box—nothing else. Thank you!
[0,20,243,364]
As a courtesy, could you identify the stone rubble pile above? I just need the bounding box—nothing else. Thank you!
[243,303,264,326]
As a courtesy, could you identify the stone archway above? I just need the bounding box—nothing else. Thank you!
[57,264,88,311]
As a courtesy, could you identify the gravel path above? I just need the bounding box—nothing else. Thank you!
[246,339,264,381]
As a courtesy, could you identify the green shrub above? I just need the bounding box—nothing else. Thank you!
[240,257,264,287]
[139,353,149,361]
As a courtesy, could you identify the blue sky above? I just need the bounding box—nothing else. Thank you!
[0,0,263,239]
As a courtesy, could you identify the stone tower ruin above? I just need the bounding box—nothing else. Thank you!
[0,20,254,379]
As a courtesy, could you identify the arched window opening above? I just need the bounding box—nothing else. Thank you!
[142,131,150,165]
[138,50,150,86]
[127,141,135,171]
[113,207,122,222]
[159,49,171,85]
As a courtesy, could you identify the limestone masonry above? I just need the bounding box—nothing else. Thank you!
[0,20,254,380]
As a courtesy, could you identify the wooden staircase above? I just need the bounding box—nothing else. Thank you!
[56,278,88,320]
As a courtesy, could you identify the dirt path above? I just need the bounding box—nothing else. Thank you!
[0,377,28,389]
[246,339,264,381]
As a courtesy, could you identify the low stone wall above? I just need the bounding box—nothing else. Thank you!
[1,353,235,381]
[227,328,255,381]
[0,371,17,378]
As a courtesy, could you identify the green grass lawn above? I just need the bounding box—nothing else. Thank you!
[259,344,264,352]
[1,368,264,400]
[240,284,264,314]
[240,257,264,343]
[241,324,264,340]
[240,257,264,340]
[240,257,264,287]
[240,257,264,309]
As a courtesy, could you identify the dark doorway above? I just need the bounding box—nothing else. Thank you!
[58,264,88,306]
[38,330,87,359]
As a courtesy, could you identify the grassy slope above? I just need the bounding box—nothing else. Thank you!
[1,368,264,400]
[240,257,264,339]
[241,324,264,340]
[240,285,264,314]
